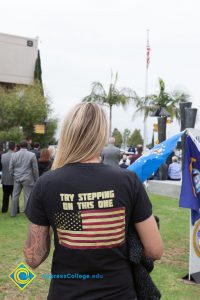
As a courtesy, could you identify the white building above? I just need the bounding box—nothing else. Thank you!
[0,32,38,86]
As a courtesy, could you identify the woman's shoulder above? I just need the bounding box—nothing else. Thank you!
[101,164,137,181]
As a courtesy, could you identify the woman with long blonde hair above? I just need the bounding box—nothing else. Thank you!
[24,102,162,300]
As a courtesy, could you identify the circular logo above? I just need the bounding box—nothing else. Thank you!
[193,219,200,258]
[14,268,31,285]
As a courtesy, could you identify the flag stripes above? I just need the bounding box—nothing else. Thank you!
[57,207,125,249]
[146,41,150,69]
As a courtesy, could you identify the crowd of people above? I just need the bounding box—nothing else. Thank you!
[101,139,144,169]
[102,139,182,181]
[0,141,54,215]
[0,136,182,217]
[151,155,182,181]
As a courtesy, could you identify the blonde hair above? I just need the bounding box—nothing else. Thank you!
[52,102,108,169]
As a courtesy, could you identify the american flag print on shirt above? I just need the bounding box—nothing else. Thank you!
[55,207,125,249]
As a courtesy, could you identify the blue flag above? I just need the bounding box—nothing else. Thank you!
[128,131,184,182]
[179,135,200,225]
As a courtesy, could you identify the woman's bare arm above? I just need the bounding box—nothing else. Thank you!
[134,215,163,260]
[23,223,51,269]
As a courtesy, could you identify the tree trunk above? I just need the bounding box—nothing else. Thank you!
[109,105,112,137]
[158,116,167,143]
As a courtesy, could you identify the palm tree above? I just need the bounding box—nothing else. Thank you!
[133,78,190,142]
[83,73,134,137]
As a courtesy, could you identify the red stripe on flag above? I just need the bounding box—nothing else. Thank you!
[84,225,124,231]
[81,207,125,214]
[58,229,124,238]
[82,220,124,226]
[146,44,151,69]
[81,212,124,219]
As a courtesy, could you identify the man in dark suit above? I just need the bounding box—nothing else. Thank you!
[1,141,16,213]
[9,140,39,217]
[101,137,121,167]
[31,142,40,160]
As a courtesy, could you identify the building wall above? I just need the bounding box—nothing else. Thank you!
[0,32,38,85]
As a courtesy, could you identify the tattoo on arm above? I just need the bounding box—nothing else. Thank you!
[24,223,51,268]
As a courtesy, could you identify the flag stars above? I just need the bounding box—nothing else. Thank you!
[54,211,82,231]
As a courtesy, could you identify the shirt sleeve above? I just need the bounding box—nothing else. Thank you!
[25,178,50,226]
[130,173,153,223]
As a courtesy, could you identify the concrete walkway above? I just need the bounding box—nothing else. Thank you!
[148,180,181,199]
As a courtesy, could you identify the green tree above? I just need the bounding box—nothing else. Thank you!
[122,128,131,150]
[34,50,42,82]
[133,78,189,142]
[0,127,24,143]
[127,129,143,147]
[34,50,44,96]
[83,73,134,136]
[112,128,122,148]
[0,83,57,146]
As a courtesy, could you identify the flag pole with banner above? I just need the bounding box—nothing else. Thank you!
[128,131,184,183]
[179,129,200,283]
[143,29,151,151]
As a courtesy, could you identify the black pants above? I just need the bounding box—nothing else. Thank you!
[168,177,181,181]
[2,185,13,213]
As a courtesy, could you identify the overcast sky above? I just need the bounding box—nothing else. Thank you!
[1,0,200,143]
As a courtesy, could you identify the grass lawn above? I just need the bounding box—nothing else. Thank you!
[0,189,200,299]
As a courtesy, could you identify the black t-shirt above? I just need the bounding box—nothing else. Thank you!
[25,163,152,300]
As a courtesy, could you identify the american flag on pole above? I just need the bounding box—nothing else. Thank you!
[146,32,151,69]
[55,207,125,249]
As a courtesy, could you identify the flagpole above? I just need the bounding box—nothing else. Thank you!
[143,29,150,151]
[188,210,192,281]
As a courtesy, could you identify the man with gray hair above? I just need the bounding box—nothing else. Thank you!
[168,156,181,181]
[101,137,121,167]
